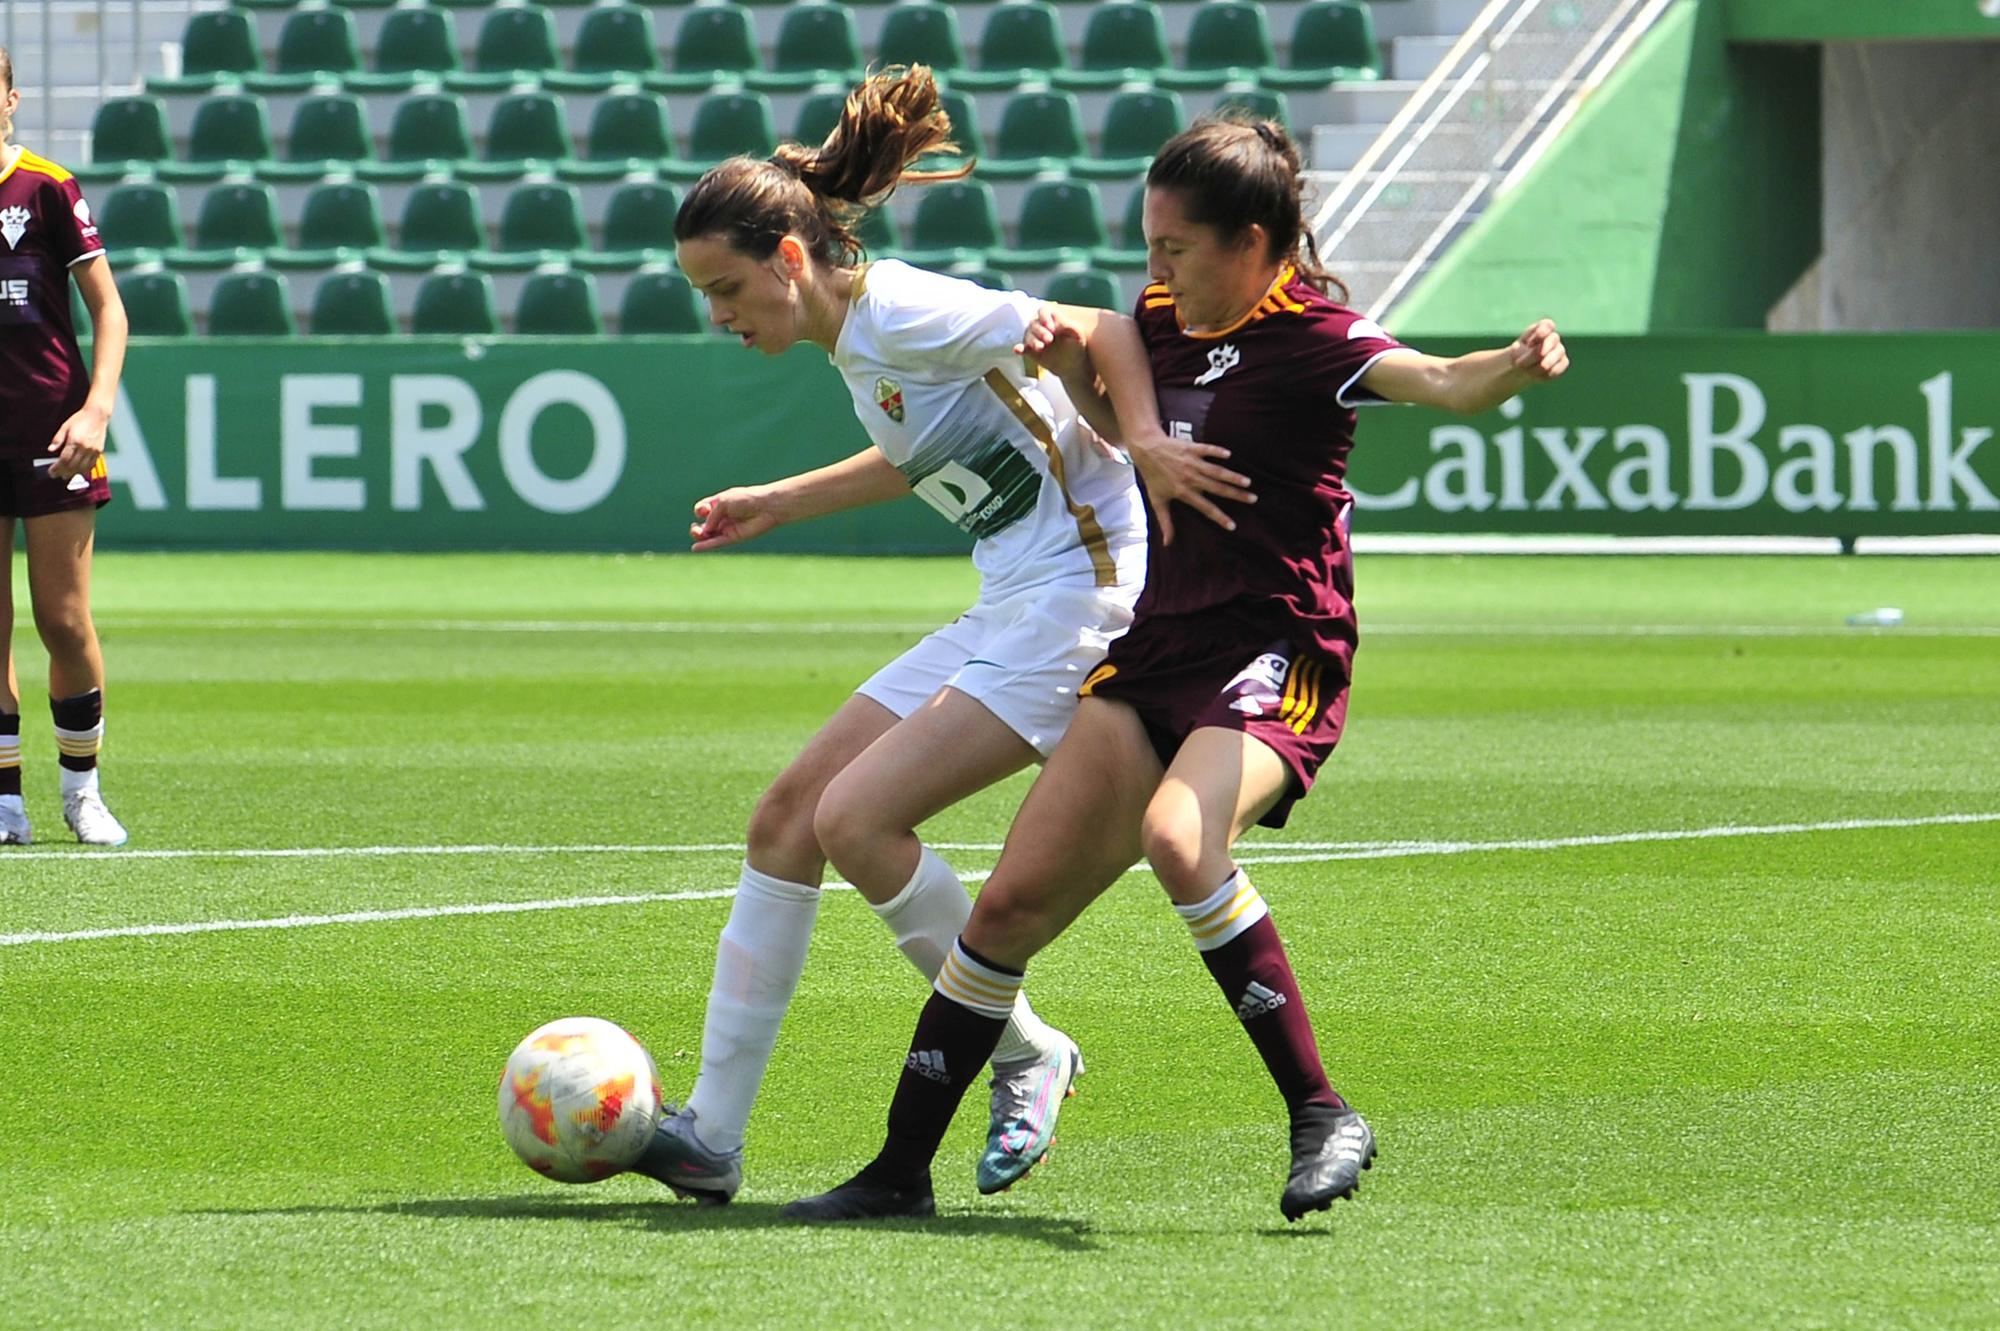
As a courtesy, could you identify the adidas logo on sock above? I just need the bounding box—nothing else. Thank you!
[1236,981,1288,1020]
[906,1049,952,1084]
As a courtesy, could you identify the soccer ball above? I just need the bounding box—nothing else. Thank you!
[498,1017,663,1183]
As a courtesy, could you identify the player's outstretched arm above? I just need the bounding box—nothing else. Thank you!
[689,446,908,551]
[1358,319,1569,415]
[1020,305,1254,546]
[49,255,128,481]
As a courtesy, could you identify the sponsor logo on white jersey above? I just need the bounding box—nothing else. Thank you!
[906,1049,951,1084]
[1237,981,1288,1020]
[0,206,30,250]
[1194,342,1241,387]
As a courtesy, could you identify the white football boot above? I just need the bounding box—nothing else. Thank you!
[0,795,30,845]
[63,787,128,846]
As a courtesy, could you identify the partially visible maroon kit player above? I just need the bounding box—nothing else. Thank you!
[782,114,1569,1224]
[0,45,132,846]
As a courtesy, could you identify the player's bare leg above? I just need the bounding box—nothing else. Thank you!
[815,685,1082,1191]
[784,698,1160,1220]
[1151,727,1373,1220]
[0,518,26,845]
[638,693,901,1202]
[23,509,119,845]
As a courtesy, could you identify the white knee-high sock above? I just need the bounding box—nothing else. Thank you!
[683,865,820,1154]
[869,844,1060,1066]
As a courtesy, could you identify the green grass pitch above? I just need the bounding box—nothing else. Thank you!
[2,552,1995,1329]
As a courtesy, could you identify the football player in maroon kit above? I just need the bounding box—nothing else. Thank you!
[783,116,1567,1223]
[0,48,131,846]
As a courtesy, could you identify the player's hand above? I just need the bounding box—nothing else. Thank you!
[1511,319,1568,382]
[1122,430,1254,547]
[48,403,109,482]
[689,486,781,551]
[1015,305,1091,383]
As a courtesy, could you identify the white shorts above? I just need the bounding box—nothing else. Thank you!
[856,583,1138,757]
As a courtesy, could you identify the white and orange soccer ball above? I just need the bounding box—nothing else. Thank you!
[498,1017,663,1183]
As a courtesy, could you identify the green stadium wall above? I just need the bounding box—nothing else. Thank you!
[89,333,2000,549]
[1727,0,2000,42]
[1389,0,1821,337]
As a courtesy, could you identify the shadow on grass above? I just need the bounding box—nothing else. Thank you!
[191,1195,1103,1251]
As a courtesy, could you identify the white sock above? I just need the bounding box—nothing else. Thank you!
[59,766,99,798]
[682,865,820,1154]
[869,844,1061,1066]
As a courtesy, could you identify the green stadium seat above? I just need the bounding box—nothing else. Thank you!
[412,271,500,335]
[80,97,173,184]
[475,183,589,272]
[270,182,386,268]
[668,91,777,179]
[938,89,984,159]
[157,93,274,183]
[361,93,473,182]
[957,2,1064,92]
[562,92,676,183]
[237,0,303,11]
[649,5,760,92]
[1092,185,1148,270]
[754,4,864,91]
[618,269,704,333]
[994,179,1107,268]
[373,182,485,271]
[578,181,679,270]
[309,271,396,334]
[118,269,195,336]
[515,271,603,334]
[791,90,845,148]
[981,89,1086,180]
[874,3,965,75]
[169,182,283,268]
[461,92,574,182]
[208,270,296,337]
[1159,1,1275,91]
[902,178,1001,266]
[548,6,663,92]
[448,8,561,91]
[248,8,363,92]
[855,204,899,255]
[1056,2,1170,91]
[351,8,460,91]
[1074,87,1184,180]
[331,0,396,11]
[96,184,183,264]
[71,280,92,337]
[430,0,498,10]
[1267,1,1382,90]
[148,10,258,93]
[1213,84,1291,125]
[945,262,1014,292]
[1043,266,1122,310]
[261,92,371,182]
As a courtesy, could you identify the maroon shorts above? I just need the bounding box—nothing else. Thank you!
[0,453,113,518]
[1080,610,1351,829]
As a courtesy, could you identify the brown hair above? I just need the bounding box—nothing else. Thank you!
[0,45,13,93]
[1146,115,1347,302]
[674,66,969,266]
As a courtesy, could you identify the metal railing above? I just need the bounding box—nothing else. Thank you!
[2,0,209,159]
[1309,0,1680,319]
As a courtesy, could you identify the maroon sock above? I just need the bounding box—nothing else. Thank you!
[1199,914,1345,1116]
[0,713,19,798]
[864,944,1017,1187]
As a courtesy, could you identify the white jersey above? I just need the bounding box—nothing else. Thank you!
[830,260,1148,602]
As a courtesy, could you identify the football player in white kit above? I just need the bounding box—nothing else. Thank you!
[633,66,1250,1203]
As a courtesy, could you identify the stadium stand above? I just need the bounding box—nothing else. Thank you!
[74,0,1453,332]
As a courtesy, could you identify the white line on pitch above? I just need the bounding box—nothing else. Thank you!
[96,617,2000,638]
[2,811,1991,949]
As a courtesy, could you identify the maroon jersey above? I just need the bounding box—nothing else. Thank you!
[1132,266,1409,671]
[0,148,104,457]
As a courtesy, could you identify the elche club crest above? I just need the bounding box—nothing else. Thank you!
[0,205,29,250]
[875,376,905,423]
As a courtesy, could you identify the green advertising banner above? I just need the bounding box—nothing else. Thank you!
[95,333,2000,550]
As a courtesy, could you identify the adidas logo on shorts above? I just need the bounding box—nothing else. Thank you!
[1236,982,1288,1020]
[906,1049,951,1084]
